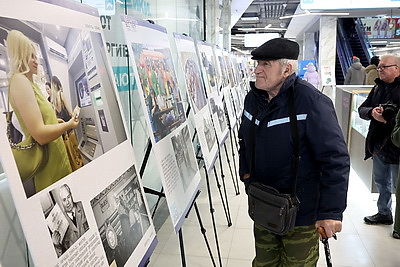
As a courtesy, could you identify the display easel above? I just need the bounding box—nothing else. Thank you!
[187,103,233,228]
[138,138,218,267]
[222,95,241,194]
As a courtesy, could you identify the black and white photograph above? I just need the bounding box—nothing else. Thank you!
[209,97,228,136]
[90,165,150,267]
[41,183,89,258]
[202,114,217,152]
[171,125,198,192]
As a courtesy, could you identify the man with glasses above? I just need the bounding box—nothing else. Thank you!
[359,54,400,228]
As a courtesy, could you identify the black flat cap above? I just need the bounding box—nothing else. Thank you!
[251,38,299,60]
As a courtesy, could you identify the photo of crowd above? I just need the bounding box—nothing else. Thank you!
[131,43,186,142]
[183,55,207,112]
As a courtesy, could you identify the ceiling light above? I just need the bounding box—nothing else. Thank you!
[280,10,349,20]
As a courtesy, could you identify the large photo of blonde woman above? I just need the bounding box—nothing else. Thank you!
[0,17,127,197]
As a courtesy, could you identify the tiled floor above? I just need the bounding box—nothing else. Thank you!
[148,155,400,266]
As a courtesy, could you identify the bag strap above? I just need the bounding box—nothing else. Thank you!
[6,76,37,149]
[248,106,259,180]
[248,84,300,197]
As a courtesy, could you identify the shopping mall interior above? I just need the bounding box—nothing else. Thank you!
[1,0,400,266]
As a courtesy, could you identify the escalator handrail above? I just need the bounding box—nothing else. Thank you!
[354,18,374,61]
[337,39,348,75]
[337,19,353,73]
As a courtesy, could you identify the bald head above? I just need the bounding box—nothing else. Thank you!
[59,184,74,213]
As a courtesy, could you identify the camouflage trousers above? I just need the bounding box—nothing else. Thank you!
[252,223,319,267]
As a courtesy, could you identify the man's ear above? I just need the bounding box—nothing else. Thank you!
[283,64,292,77]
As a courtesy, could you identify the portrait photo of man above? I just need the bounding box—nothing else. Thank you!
[42,183,89,257]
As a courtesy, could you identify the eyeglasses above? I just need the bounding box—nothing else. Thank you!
[377,64,398,70]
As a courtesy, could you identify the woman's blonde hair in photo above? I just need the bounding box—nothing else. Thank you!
[6,30,35,75]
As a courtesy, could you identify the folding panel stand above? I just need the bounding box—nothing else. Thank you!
[192,130,232,228]
[179,190,217,267]
[197,156,223,267]
[216,145,233,226]
[139,138,218,267]
[223,104,240,195]
[221,137,240,196]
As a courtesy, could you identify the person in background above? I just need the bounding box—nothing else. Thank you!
[238,38,350,266]
[359,54,400,227]
[6,30,79,193]
[365,56,380,85]
[303,62,321,89]
[344,56,366,85]
[45,81,52,102]
[51,75,73,123]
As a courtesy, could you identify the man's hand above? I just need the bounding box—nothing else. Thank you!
[371,106,387,123]
[315,219,342,239]
[242,173,251,180]
[52,230,62,246]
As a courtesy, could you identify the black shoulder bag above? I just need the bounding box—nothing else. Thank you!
[247,85,300,235]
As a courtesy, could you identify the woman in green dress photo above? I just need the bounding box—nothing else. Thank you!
[6,29,79,195]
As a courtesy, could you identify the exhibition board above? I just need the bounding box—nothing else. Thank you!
[213,48,238,130]
[120,15,202,233]
[197,41,229,145]
[97,7,164,211]
[173,34,219,171]
[0,1,156,266]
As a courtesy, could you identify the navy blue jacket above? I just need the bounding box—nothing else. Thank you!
[358,77,400,164]
[238,74,350,226]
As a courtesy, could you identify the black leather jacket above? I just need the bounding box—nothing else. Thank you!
[358,76,400,164]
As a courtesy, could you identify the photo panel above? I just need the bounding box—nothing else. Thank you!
[0,15,127,197]
[90,165,152,267]
[0,1,156,266]
[173,34,218,171]
[197,42,229,144]
[214,48,238,130]
[120,15,202,233]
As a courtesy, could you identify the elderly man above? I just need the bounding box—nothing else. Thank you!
[238,38,350,266]
[360,54,400,230]
[52,184,89,254]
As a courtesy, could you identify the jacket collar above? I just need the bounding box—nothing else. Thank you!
[374,76,400,87]
[250,73,297,98]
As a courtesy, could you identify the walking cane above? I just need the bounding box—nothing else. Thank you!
[317,227,337,267]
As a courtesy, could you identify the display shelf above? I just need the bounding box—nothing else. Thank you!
[351,90,370,138]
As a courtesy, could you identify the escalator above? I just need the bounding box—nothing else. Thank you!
[336,18,374,85]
